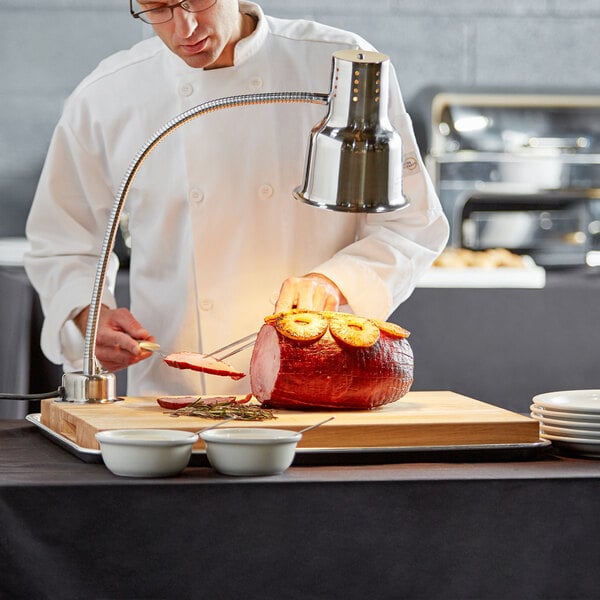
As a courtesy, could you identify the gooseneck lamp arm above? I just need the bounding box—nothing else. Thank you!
[61,50,407,403]
[69,92,329,403]
[83,91,328,376]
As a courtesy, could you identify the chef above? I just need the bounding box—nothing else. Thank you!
[25,0,449,397]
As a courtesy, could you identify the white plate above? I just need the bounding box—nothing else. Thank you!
[530,410,600,429]
[530,405,600,422]
[540,431,600,444]
[538,423,600,439]
[532,390,600,414]
[539,432,600,458]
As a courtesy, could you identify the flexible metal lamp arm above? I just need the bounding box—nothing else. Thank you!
[82,91,329,379]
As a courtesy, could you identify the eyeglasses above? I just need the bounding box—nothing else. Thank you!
[130,0,218,25]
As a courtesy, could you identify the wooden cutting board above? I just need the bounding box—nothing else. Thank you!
[40,391,539,451]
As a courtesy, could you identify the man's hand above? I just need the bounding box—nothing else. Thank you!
[274,273,347,313]
[73,306,155,372]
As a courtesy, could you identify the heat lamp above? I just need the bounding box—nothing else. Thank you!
[61,49,408,403]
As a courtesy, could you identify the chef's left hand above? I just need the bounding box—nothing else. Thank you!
[274,273,347,313]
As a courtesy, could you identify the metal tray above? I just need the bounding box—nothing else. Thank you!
[26,413,551,465]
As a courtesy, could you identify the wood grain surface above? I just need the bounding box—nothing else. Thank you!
[40,391,540,451]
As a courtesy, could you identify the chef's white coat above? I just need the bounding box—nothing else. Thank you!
[25,2,449,397]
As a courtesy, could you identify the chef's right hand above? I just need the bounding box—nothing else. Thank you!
[73,305,155,372]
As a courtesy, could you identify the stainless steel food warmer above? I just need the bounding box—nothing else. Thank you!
[425,92,600,268]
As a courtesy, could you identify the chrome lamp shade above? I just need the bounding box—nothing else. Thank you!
[295,50,407,213]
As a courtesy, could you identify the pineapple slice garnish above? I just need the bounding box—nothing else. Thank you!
[275,311,329,342]
[370,318,410,339]
[264,308,320,325]
[328,314,380,348]
[266,310,408,347]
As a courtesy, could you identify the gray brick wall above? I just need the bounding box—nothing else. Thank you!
[1,0,599,235]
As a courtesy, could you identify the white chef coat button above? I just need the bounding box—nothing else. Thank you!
[199,299,213,311]
[249,76,263,91]
[259,184,274,199]
[189,188,204,203]
[179,82,194,97]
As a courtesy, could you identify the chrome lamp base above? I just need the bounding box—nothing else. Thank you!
[61,371,119,403]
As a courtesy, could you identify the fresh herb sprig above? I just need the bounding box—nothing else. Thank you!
[171,398,275,421]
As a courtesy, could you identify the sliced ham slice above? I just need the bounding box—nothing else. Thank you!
[157,395,238,410]
[156,393,253,410]
[157,396,199,410]
[163,352,246,380]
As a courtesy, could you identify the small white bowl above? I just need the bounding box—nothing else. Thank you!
[95,429,199,478]
[199,427,301,476]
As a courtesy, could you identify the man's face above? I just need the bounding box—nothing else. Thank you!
[136,0,243,69]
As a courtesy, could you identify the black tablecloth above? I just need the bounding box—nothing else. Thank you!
[2,420,600,600]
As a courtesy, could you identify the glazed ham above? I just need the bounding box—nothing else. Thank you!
[163,352,246,380]
[250,323,414,410]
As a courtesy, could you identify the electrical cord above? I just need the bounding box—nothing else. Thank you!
[0,387,65,401]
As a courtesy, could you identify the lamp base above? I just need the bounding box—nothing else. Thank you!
[61,371,119,403]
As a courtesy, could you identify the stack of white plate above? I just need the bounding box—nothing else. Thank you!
[530,390,600,458]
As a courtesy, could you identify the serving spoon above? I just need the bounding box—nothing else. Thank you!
[296,416,335,434]
[195,416,238,435]
[194,414,334,436]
